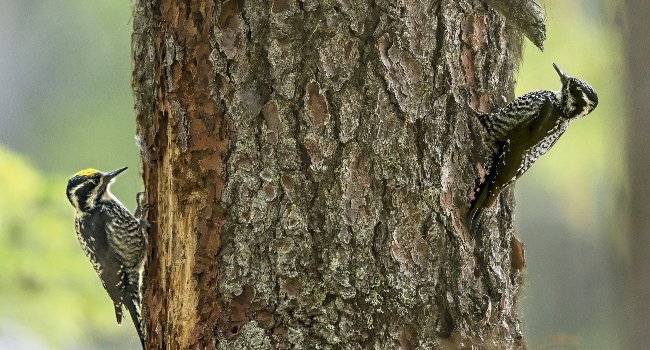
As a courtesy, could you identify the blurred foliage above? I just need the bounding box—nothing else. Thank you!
[0,1,142,348]
[0,146,139,349]
[0,0,140,210]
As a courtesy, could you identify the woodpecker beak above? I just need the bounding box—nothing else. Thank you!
[553,63,569,86]
[104,166,128,181]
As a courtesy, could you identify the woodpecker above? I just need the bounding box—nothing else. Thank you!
[66,167,147,348]
[468,64,598,233]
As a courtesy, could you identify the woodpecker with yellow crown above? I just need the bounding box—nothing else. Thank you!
[468,64,598,234]
[66,167,147,348]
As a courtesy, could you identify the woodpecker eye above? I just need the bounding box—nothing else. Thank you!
[568,80,584,96]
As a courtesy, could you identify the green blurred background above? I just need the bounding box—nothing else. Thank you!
[0,1,141,349]
[516,1,626,349]
[0,0,627,349]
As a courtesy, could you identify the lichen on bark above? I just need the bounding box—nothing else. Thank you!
[133,0,527,349]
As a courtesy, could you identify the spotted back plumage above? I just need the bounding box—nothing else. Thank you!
[468,64,598,233]
[477,90,560,148]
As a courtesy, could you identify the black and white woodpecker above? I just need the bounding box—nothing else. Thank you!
[66,167,147,347]
[468,64,598,232]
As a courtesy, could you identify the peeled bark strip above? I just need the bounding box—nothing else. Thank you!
[482,0,546,50]
[132,1,525,349]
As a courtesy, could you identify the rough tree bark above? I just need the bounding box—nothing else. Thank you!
[132,1,529,349]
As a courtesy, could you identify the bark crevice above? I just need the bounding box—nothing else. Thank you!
[133,1,526,348]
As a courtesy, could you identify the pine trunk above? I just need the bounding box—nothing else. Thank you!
[132,1,526,349]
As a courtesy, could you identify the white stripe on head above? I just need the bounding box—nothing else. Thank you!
[574,91,593,119]
[86,177,104,208]
[68,182,87,212]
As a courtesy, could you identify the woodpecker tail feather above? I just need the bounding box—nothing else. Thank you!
[468,152,502,235]
[114,303,123,324]
[124,291,145,349]
[468,180,490,235]
[122,268,145,349]
[469,208,485,236]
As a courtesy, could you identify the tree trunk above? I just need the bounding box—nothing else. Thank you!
[132,1,525,348]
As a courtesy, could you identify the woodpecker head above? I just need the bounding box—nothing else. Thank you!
[554,63,598,120]
[67,167,127,212]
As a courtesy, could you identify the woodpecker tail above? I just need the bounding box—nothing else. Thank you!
[468,156,500,236]
[122,269,145,349]
[114,303,123,324]
[124,290,145,349]
[468,182,489,235]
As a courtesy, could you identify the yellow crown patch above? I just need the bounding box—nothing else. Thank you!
[75,168,100,177]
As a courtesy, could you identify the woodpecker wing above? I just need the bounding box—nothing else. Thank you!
[104,204,146,348]
[469,97,557,233]
[475,91,558,145]
[75,214,128,324]
[74,219,102,277]
[105,206,146,269]
[516,102,569,178]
